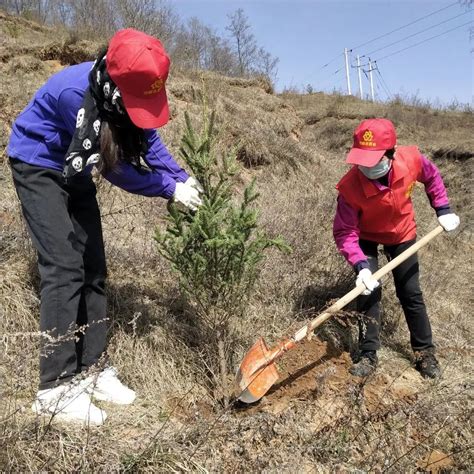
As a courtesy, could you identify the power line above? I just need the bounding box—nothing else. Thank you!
[317,6,449,73]
[377,74,392,100]
[362,60,376,101]
[310,52,344,87]
[317,67,344,89]
[374,66,393,100]
[332,74,347,92]
[317,3,470,96]
[354,19,470,103]
[319,52,344,70]
[375,80,384,101]
[372,20,473,63]
[351,1,459,51]
[361,9,472,58]
[317,65,344,84]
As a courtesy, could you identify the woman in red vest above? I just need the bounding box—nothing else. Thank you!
[333,118,459,378]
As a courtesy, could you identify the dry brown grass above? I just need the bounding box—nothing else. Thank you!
[1,11,473,472]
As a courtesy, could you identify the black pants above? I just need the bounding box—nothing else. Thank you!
[357,239,434,352]
[10,159,107,390]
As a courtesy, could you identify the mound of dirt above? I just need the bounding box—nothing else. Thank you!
[233,338,422,431]
[173,337,423,437]
[160,336,429,472]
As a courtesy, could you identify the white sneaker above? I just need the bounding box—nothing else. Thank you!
[84,367,136,405]
[32,381,107,426]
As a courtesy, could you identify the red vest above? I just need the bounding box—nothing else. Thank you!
[336,146,422,245]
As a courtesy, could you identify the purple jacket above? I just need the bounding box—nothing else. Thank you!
[333,155,451,269]
[7,62,188,199]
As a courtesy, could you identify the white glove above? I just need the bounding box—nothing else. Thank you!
[356,268,380,296]
[172,182,202,211]
[438,213,460,232]
[185,176,204,193]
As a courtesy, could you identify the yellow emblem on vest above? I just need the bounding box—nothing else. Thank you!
[144,78,164,96]
[359,130,377,147]
[405,181,416,198]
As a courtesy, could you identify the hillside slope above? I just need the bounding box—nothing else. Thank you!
[1,12,473,472]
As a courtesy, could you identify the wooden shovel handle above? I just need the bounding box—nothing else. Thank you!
[293,225,444,342]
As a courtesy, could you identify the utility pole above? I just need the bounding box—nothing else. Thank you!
[357,55,363,99]
[344,48,352,95]
[368,58,375,101]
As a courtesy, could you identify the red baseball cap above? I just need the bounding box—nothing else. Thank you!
[346,118,397,167]
[107,29,170,128]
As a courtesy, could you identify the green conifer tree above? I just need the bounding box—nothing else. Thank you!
[155,112,289,405]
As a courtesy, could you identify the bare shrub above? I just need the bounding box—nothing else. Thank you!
[5,54,44,72]
[172,17,238,77]
[312,118,354,151]
[226,8,278,81]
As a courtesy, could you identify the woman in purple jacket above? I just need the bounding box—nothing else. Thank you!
[7,29,202,425]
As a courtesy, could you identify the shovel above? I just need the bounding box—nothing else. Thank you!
[235,225,444,404]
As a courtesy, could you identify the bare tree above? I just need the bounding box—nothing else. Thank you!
[225,8,279,82]
[35,0,49,22]
[6,0,32,15]
[1,0,274,80]
[254,46,279,82]
[116,0,157,31]
[2,0,50,22]
[116,0,178,46]
[225,8,257,76]
[176,17,209,70]
[48,0,72,26]
[172,16,238,75]
[147,0,180,47]
[458,1,473,53]
[66,0,116,38]
[206,34,237,75]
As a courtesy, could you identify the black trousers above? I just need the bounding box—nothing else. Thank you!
[357,239,434,352]
[10,159,107,390]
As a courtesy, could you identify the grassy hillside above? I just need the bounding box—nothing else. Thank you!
[1,11,473,472]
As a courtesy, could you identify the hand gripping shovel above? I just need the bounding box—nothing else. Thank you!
[235,225,444,404]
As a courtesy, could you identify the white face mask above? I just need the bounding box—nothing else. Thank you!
[358,158,391,180]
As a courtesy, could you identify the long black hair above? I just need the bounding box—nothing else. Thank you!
[93,46,147,175]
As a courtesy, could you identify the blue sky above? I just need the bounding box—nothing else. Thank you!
[173,0,473,106]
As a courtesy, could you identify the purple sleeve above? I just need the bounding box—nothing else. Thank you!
[333,195,368,268]
[57,87,85,135]
[419,155,450,213]
[144,130,189,183]
[103,162,177,198]
[58,91,186,198]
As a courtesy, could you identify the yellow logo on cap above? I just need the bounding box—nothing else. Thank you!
[359,129,377,147]
[363,131,373,141]
[144,78,164,96]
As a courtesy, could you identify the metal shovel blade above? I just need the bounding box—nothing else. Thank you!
[235,337,279,404]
